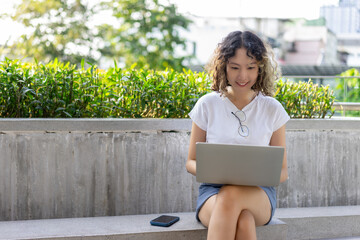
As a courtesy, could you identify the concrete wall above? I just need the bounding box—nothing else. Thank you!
[0,118,359,221]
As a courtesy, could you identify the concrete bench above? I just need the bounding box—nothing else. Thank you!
[0,212,287,240]
[274,206,360,240]
[1,206,360,240]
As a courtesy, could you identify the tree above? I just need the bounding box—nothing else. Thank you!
[99,0,193,71]
[2,0,101,65]
[1,0,193,70]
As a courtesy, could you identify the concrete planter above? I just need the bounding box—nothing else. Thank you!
[0,118,359,221]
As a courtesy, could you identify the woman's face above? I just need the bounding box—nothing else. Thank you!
[226,48,259,92]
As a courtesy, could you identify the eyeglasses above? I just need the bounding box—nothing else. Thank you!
[231,110,249,137]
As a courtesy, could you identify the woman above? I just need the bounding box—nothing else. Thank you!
[186,31,290,240]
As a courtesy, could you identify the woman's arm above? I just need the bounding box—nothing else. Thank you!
[269,124,288,183]
[186,122,207,176]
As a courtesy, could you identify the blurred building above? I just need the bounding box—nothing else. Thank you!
[320,0,360,34]
[321,0,360,66]
[184,15,347,76]
[338,34,360,65]
[282,23,340,65]
[183,16,290,68]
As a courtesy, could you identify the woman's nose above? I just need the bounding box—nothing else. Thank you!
[237,70,247,81]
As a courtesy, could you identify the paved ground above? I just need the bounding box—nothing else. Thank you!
[319,237,360,240]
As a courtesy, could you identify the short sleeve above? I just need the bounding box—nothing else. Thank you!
[272,100,290,132]
[188,95,209,131]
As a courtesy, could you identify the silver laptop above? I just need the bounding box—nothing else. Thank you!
[196,142,284,187]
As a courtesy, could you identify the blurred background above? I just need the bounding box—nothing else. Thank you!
[0,0,354,68]
[1,0,360,107]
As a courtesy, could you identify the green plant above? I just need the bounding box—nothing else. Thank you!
[334,68,360,117]
[0,58,211,118]
[4,0,99,66]
[275,79,335,118]
[2,0,193,70]
[0,59,336,118]
[100,0,193,71]
[100,66,211,118]
[0,58,97,117]
[335,68,360,102]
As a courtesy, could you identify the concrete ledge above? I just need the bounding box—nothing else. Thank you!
[0,118,192,132]
[286,118,360,130]
[275,206,360,240]
[0,118,359,132]
[0,212,286,240]
[1,206,359,240]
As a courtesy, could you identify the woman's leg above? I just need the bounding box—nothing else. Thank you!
[198,194,217,227]
[198,185,271,240]
[235,210,256,240]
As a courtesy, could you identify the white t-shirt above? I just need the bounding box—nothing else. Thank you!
[189,91,290,146]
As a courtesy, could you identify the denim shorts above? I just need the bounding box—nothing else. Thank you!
[195,183,276,225]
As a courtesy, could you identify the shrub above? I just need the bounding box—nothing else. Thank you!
[335,68,360,117]
[335,68,360,102]
[275,79,334,118]
[0,59,334,118]
[0,59,97,117]
[0,58,211,118]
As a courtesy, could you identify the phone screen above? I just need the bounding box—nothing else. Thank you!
[152,215,177,223]
[150,215,179,227]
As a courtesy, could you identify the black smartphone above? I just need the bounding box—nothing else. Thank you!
[150,215,180,227]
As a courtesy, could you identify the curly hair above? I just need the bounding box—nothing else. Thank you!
[206,31,280,97]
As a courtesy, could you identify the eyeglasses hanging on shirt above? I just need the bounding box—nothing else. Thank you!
[231,110,249,137]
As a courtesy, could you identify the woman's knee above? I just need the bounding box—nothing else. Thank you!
[237,209,256,231]
[216,185,246,210]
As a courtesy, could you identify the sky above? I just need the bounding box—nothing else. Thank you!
[0,0,339,45]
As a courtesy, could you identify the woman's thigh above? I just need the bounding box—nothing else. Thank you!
[198,194,217,227]
[198,185,271,227]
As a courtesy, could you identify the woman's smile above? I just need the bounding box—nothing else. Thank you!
[236,81,249,87]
